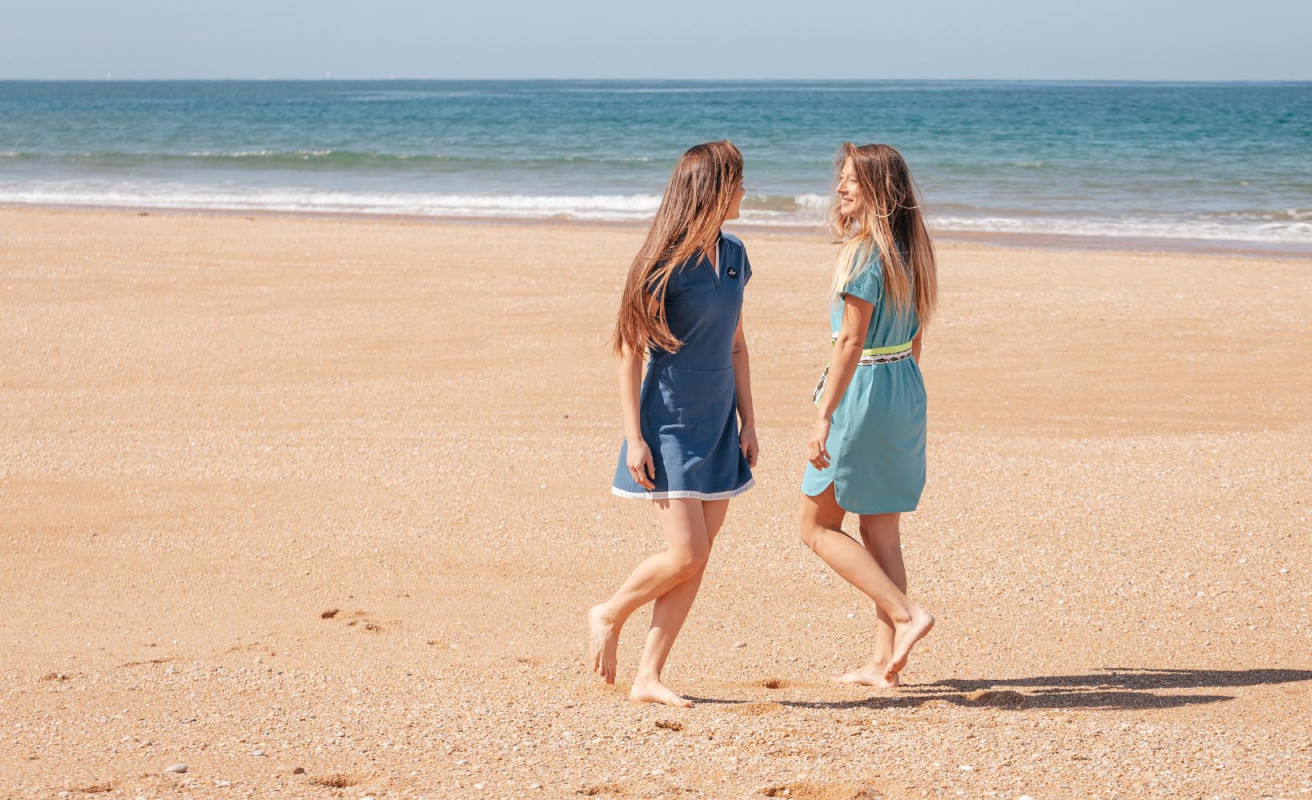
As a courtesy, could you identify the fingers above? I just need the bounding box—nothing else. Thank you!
[628,466,654,490]
[808,440,829,470]
[628,452,655,490]
[740,437,759,468]
[808,418,831,469]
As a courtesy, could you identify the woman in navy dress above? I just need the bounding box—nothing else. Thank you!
[588,141,758,708]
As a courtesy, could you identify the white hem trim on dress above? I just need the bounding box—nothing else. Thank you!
[611,478,755,502]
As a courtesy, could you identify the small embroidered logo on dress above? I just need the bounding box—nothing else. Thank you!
[727,267,738,278]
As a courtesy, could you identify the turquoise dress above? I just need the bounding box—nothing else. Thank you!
[801,253,926,513]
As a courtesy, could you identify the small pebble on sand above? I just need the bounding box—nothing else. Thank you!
[165,763,188,774]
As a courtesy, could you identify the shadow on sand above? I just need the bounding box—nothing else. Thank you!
[689,667,1312,712]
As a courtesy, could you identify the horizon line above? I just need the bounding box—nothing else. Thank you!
[3,76,1311,84]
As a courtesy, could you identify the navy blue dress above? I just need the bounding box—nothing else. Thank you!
[611,233,755,500]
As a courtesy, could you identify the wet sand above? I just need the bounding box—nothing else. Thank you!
[3,206,1311,798]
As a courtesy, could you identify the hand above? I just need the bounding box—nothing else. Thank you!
[625,438,656,490]
[739,423,759,468]
[808,416,832,470]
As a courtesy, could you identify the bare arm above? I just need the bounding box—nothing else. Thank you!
[912,328,923,364]
[808,294,875,470]
[732,314,759,467]
[618,346,655,489]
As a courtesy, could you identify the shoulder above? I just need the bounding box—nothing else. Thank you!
[843,249,882,303]
[857,248,883,278]
[721,232,752,283]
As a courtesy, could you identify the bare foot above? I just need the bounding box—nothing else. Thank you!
[884,607,934,681]
[629,677,693,708]
[587,605,619,684]
[835,665,900,689]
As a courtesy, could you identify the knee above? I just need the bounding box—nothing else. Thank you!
[670,543,709,579]
[798,521,823,553]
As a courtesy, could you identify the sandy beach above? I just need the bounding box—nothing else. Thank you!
[3,206,1311,799]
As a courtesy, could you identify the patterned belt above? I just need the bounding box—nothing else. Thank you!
[832,334,914,366]
[813,338,914,405]
[857,344,913,366]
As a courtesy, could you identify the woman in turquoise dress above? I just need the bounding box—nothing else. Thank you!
[588,141,758,708]
[800,143,938,687]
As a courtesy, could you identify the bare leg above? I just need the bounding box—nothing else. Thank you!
[799,486,932,682]
[588,498,713,685]
[630,499,729,708]
[836,514,907,688]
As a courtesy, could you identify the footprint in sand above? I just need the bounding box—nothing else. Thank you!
[120,657,174,668]
[762,781,884,800]
[962,688,1026,708]
[319,609,391,633]
[71,782,115,795]
[307,773,362,788]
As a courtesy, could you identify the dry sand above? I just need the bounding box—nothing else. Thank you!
[2,206,1310,799]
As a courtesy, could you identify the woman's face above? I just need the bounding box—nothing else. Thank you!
[724,178,745,222]
[837,158,863,217]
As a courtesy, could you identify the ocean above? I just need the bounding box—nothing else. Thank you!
[1,80,1309,254]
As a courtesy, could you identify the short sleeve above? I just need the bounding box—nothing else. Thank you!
[841,254,882,305]
[742,248,753,286]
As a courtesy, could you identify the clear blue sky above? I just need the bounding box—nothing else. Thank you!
[2,0,1308,81]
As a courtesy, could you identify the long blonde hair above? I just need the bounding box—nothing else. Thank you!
[829,143,937,325]
[613,141,743,355]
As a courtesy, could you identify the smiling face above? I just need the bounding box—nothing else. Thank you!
[837,157,864,218]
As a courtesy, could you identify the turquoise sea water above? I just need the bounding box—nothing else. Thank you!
[1,80,1309,252]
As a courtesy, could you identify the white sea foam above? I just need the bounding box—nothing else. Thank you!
[2,181,1309,248]
[184,150,336,159]
[930,214,1312,245]
[0,183,666,221]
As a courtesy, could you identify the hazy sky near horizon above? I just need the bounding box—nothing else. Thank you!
[2,0,1309,81]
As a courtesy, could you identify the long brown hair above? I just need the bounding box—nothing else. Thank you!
[613,140,743,355]
[829,143,937,325]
